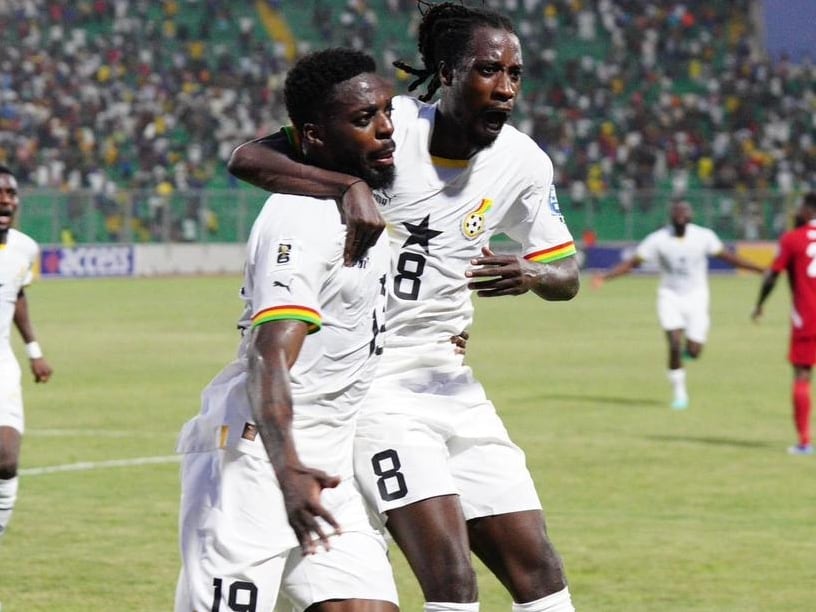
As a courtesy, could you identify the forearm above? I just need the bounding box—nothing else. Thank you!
[600,258,639,281]
[719,251,764,273]
[13,292,36,343]
[246,345,302,475]
[530,256,580,301]
[228,138,359,198]
[755,272,778,310]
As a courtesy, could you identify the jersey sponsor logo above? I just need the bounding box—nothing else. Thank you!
[40,246,133,278]
[461,198,492,239]
[373,189,393,208]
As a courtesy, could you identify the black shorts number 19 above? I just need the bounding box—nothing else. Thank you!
[371,449,408,501]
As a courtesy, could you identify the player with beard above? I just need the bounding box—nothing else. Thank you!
[227,4,579,611]
[175,49,399,611]
[0,164,53,539]
[594,200,763,409]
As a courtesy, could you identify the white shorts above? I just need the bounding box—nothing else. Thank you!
[656,288,710,343]
[175,450,398,612]
[354,352,542,521]
[0,357,23,433]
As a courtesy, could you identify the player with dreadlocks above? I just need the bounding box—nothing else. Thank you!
[228,3,578,611]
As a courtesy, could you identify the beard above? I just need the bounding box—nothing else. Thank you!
[335,158,395,191]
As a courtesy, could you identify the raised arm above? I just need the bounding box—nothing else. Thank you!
[752,269,780,322]
[591,255,643,289]
[13,289,52,383]
[245,320,341,554]
[716,250,764,274]
[228,134,384,265]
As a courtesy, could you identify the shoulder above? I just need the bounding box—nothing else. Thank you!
[8,229,39,258]
[391,94,426,126]
[250,194,342,250]
[493,126,554,183]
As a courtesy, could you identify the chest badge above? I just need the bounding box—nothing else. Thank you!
[462,198,492,239]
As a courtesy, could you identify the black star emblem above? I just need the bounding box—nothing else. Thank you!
[402,215,442,254]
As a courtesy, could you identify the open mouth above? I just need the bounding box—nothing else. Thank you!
[482,109,511,132]
[0,209,12,224]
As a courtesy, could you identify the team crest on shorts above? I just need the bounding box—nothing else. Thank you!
[461,198,492,239]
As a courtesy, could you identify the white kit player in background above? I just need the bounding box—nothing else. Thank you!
[227,5,581,610]
[0,164,53,539]
[174,49,399,612]
[593,200,763,409]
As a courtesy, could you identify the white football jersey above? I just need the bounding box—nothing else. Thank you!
[374,95,576,350]
[636,223,724,295]
[0,229,38,361]
[178,194,389,477]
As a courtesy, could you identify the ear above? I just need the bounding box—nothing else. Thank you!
[439,61,454,86]
[301,122,324,152]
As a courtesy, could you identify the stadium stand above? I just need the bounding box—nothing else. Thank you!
[0,0,813,243]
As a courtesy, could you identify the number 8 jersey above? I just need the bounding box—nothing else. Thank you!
[377,95,576,351]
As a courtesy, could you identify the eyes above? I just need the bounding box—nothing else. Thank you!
[352,102,393,128]
[476,63,522,83]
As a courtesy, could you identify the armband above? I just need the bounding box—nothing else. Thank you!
[26,341,43,360]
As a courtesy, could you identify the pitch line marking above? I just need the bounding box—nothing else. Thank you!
[27,428,176,438]
[19,454,181,476]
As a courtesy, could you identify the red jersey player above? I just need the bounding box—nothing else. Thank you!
[753,192,816,455]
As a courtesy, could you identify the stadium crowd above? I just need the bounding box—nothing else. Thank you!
[0,0,814,213]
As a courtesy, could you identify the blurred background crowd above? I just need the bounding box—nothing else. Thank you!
[0,0,812,242]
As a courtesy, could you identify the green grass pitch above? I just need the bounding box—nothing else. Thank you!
[1,273,813,610]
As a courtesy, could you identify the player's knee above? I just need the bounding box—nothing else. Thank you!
[420,558,478,602]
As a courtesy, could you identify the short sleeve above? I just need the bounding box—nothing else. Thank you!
[705,228,725,256]
[499,151,576,263]
[771,233,793,273]
[635,232,660,262]
[245,199,339,333]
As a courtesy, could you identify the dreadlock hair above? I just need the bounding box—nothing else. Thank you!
[394,1,515,102]
[284,48,377,131]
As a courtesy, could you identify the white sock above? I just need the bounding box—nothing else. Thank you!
[424,603,479,611]
[512,587,574,612]
[667,368,687,401]
[0,476,19,536]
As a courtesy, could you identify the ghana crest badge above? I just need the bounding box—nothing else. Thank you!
[461,198,492,239]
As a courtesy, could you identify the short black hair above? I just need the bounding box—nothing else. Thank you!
[803,192,816,210]
[284,48,377,130]
[0,164,14,178]
[394,1,516,101]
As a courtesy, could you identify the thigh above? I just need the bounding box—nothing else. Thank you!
[448,399,542,520]
[354,406,457,515]
[0,359,23,434]
[280,529,398,611]
[790,334,816,366]
[656,290,684,332]
[683,298,710,343]
[176,450,293,612]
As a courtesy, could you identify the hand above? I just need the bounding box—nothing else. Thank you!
[30,357,52,383]
[278,464,341,554]
[465,246,537,297]
[340,181,386,267]
[450,330,470,355]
